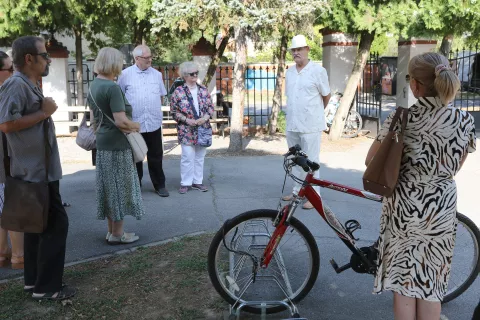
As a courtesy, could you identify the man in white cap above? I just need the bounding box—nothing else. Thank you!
[282,34,331,209]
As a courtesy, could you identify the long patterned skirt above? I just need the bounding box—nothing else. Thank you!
[95,149,144,221]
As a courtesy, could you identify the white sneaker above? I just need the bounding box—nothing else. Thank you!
[107,233,139,245]
[106,232,135,242]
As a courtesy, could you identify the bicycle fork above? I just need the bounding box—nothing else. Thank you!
[261,201,299,268]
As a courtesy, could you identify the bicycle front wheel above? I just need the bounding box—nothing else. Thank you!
[208,209,320,314]
[443,212,480,303]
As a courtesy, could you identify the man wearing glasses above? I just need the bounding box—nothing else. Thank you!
[117,45,169,197]
[282,34,331,210]
[0,36,75,300]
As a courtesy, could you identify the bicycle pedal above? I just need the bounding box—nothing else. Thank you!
[330,258,351,274]
[345,219,361,240]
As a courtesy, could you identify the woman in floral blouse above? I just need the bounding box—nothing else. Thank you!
[170,61,214,194]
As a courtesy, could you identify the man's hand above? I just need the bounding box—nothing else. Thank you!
[42,97,58,117]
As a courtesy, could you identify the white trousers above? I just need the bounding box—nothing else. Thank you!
[181,145,207,186]
[286,131,321,195]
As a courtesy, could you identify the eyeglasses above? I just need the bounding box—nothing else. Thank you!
[32,52,50,61]
[188,71,199,77]
[405,74,423,85]
[0,66,13,73]
[137,56,152,60]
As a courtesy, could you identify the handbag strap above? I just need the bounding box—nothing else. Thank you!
[88,87,130,139]
[388,107,409,133]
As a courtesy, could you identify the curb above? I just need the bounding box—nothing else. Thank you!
[0,230,208,285]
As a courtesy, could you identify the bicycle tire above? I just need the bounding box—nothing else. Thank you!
[208,209,320,314]
[443,212,480,303]
[342,110,363,138]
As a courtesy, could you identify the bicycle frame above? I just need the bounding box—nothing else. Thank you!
[262,170,383,274]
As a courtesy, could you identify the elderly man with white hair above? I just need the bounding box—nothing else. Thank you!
[282,34,331,210]
[117,45,169,197]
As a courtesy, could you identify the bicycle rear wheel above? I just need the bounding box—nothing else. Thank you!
[208,209,320,314]
[342,110,363,138]
[443,212,480,303]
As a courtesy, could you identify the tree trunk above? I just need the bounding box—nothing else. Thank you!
[202,30,231,87]
[439,34,453,57]
[268,32,288,135]
[329,31,375,141]
[74,24,84,106]
[228,27,247,152]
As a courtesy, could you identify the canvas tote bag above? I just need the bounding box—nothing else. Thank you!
[363,107,408,197]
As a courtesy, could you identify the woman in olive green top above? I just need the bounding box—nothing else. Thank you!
[89,47,144,244]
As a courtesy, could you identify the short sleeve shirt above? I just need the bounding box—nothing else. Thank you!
[0,72,62,183]
[117,65,167,133]
[285,61,331,133]
[88,78,133,151]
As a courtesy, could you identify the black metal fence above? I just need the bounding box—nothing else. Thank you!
[449,46,480,113]
[356,52,382,119]
[216,64,284,127]
[68,63,95,106]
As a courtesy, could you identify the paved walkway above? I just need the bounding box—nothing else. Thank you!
[1,138,478,320]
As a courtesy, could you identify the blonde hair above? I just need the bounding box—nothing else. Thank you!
[408,52,460,105]
[179,61,199,79]
[94,47,124,77]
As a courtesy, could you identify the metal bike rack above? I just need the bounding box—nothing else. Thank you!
[226,220,306,320]
[229,300,305,319]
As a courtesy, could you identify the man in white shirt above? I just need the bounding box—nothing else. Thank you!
[117,45,169,197]
[282,35,331,209]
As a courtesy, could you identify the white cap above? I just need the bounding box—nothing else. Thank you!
[289,35,308,50]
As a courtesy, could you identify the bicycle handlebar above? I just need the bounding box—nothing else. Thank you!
[284,144,320,173]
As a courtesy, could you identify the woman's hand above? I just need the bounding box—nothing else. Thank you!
[196,118,207,126]
[186,118,197,126]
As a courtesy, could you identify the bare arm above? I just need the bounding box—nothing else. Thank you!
[112,112,140,133]
[0,97,57,133]
[365,140,381,166]
[322,93,331,109]
[0,111,46,133]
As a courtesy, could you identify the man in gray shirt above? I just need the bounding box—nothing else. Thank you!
[0,36,76,300]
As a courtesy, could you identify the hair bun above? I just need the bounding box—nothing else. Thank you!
[435,64,451,77]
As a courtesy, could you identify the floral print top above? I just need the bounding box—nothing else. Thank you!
[170,83,215,146]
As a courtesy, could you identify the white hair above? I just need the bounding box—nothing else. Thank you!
[132,45,150,58]
[179,61,199,78]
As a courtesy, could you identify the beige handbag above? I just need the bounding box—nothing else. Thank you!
[363,107,408,197]
[89,88,148,163]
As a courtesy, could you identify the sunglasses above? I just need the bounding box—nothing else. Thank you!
[32,52,50,61]
[0,66,13,73]
[405,74,423,85]
[188,71,199,77]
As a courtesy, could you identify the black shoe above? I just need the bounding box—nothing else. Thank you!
[155,188,169,197]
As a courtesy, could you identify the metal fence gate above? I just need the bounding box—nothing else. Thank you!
[449,46,480,128]
[355,52,382,137]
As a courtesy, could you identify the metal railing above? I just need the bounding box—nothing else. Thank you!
[68,63,95,106]
[356,52,382,119]
[449,46,480,112]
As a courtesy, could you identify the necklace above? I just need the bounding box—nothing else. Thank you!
[187,84,197,90]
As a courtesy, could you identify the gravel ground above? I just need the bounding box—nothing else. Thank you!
[58,132,371,164]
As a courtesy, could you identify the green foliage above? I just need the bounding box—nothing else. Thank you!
[277,110,286,133]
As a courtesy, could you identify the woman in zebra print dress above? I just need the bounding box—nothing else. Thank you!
[366,52,476,320]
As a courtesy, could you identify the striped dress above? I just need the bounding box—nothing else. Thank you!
[373,96,476,301]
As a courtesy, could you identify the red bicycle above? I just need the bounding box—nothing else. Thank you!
[207,145,480,317]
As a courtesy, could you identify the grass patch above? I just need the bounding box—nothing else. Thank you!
[0,233,227,320]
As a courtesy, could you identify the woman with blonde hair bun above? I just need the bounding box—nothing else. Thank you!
[366,52,476,320]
